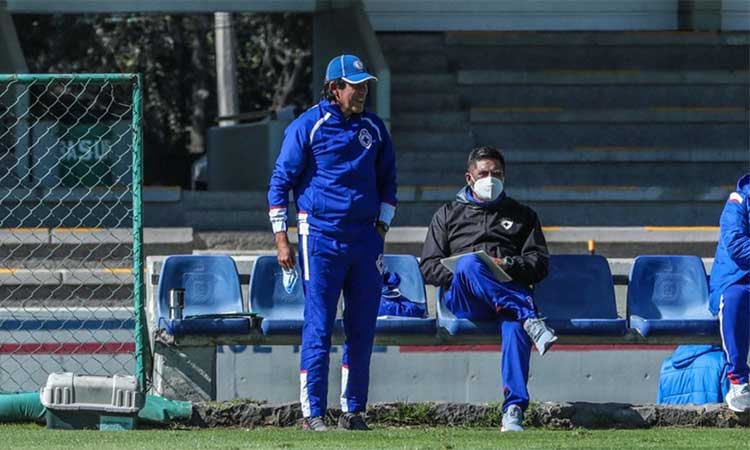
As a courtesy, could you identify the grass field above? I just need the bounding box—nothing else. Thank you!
[3,424,750,450]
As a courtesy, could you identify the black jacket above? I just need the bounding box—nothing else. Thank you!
[419,187,549,289]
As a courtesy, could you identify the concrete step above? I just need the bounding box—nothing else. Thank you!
[396,148,750,165]
[391,73,456,93]
[470,123,748,149]
[0,227,194,259]
[363,226,722,259]
[469,107,749,123]
[391,92,462,112]
[377,32,446,53]
[392,199,727,227]
[393,112,469,130]
[397,161,747,187]
[395,184,734,204]
[185,209,271,231]
[457,70,750,86]
[444,31,750,47]
[445,45,749,71]
[460,84,750,109]
[392,130,475,151]
[386,51,450,73]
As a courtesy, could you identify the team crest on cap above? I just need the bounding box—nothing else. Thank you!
[729,192,743,204]
[358,128,373,149]
[354,60,364,70]
[501,219,514,230]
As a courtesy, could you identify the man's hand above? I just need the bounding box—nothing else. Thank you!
[275,232,296,269]
[375,224,388,242]
[376,221,388,241]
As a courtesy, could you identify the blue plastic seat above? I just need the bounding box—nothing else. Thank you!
[249,255,305,335]
[535,255,626,335]
[371,255,436,334]
[627,255,717,336]
[249,254,436,335]
[157,255,250,336]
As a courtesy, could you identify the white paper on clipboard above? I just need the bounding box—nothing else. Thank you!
[440,250,512,282]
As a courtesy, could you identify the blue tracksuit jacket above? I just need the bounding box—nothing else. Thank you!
[710,173,750,316]
[710,173,750,385]
[267,99,397,237]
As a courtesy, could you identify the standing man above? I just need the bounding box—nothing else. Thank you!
[710,173,750,412]
[420,146,556,433]
[267,54,397,431]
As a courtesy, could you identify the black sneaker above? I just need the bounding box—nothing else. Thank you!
[301,416,328,431]
[337,412,370,431]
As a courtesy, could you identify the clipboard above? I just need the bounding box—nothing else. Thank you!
[440,250,512,282]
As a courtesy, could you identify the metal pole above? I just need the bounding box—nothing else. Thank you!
[214,12,239,126]
[131,74,147,391]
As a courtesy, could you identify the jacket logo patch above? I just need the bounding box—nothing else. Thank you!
[729,192,743,204]
[376,253,385,275]
[501,219,514,230]
[358,128,373,149]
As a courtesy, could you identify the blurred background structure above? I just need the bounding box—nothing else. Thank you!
[2,0,747,230]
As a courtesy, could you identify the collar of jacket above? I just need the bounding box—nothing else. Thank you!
[319,99,362,123]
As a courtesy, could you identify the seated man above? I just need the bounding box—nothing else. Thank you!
[709,173,750,412]
[419,145,556,432]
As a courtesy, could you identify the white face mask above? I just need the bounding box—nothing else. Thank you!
[471,175,504,202]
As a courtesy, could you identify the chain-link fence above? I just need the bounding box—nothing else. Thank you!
[0,74,145,392]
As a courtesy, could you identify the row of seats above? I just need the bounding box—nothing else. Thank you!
[155,254,717,338]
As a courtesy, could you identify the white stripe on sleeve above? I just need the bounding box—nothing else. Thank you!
[269,207,287,233]
[378,202,396,226]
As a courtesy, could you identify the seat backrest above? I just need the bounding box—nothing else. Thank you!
[627,255,712,320]
[383,254,428,312]
[249,255,305,319]
[248,254,428,317]
[157,255,243,319]
[535,254,618,319]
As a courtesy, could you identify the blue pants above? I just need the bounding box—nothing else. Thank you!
[445,254,536,411]
[298,229,383,417]
[719,282,750,385]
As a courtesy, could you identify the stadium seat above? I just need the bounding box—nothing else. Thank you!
[535,254,627,335]
[627,255,718,336]
[157,255,250,336]
[250,254,436,335]
[249,255,305,335]
[369,254,436,334]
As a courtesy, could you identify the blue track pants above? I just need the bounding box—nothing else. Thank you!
[445,254,537,411]
[719,282,750,385]
[298,229,383,417]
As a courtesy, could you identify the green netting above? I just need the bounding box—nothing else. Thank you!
[0,74,146,392]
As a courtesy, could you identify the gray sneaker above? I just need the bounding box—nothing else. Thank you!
[726,383,750,412]
[501,404,524,432]
[301,416,328,431]
[523,317,558,356]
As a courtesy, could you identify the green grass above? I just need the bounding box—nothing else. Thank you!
[3,424,750,450]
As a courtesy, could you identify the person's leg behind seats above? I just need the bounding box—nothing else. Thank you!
[338,230,383,430]
[720,283,750,412]
[499,317,532,432]
[299,234,348,423]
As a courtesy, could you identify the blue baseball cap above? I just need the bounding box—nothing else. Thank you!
[325,54,378,84]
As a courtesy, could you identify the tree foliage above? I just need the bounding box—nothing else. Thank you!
[13,13,312,185]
